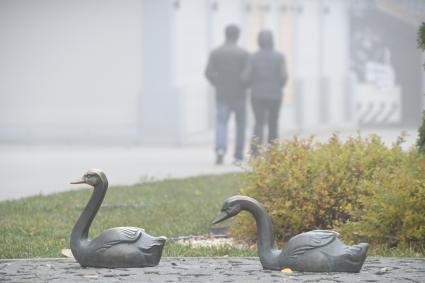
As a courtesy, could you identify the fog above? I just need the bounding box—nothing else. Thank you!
[0,0,424,145]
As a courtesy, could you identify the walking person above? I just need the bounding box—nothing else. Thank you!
[248,30,288,156]
[205,24,250,164]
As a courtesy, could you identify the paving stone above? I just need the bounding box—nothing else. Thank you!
[0,257,424,282]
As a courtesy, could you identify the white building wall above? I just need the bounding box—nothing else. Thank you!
[173,0,210,136]
[0,0,144,142]
[276,0,298,133]
[0,0,357,144]
[321,0,351,127]
[208,0,246,49]
[261,0,280,38]
[294,0,321,129]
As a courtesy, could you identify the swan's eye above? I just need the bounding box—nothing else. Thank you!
[227,204,240,214]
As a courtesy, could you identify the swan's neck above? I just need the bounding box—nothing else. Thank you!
[240,199,280,267]
[71,182,106,248]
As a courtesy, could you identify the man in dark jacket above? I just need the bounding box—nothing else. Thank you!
[249,30,288,155]
[205,24,250,164]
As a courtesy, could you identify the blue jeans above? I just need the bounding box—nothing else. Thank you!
[215,97,246,160]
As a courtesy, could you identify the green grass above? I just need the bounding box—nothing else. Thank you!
[0,173,256,259]
[366,245,424,258]
[0,173,423,259]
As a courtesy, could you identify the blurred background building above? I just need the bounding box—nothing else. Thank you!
[1,0,424,144]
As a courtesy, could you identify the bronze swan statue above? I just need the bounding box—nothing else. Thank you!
[213,195,368,272]
[70,169,166,268]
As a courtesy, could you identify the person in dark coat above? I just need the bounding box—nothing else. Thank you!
[205,24,250,164]
[248,30,288,155]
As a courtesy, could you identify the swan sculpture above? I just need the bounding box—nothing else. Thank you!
[212,195,368,272]
[70,169,166,268]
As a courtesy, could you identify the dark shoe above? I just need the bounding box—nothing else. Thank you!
[216,151,224,165]
[250,144,260,158]
[233,157,243,166]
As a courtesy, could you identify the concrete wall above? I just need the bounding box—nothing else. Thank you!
[1,0,420,145]
[320,0,351,127]
[292,0,351,131]
[0,0,144,143]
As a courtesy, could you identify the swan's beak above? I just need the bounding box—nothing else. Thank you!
[212,211,229,225]
[70,177,86,184]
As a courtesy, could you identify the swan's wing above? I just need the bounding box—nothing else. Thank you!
[283,230,339,259]
[91,227,143,253]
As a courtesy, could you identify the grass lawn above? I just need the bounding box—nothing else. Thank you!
[0,173,255,259]
[0,173,423,259]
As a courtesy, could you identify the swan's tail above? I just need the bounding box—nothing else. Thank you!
[341,242,369,272]
[138,235,166,267]
[140,234,167,252]
[349,243,369,259]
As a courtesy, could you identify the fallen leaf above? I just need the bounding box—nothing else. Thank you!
[281,268,293,274]
[61,249,74,259]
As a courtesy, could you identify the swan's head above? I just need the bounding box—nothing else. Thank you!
[212,196,244,224]
[70,169,108,188]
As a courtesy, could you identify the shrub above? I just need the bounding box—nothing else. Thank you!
[417,22,425,154]
[418,111,425,154]
[417,22,425,69]
[232,135,425,250]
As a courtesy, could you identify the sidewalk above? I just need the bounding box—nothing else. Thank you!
[1,257,424,282]
[0,144,242,201]
[0,128,418,201]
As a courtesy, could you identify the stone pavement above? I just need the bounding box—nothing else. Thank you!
[1,257,424,282]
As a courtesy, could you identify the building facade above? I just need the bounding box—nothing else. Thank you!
[0,0,423,144]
